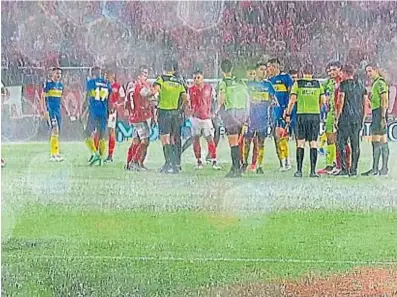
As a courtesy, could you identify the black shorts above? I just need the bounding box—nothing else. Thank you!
[222,108,247,135]
[296,114,320,142]
[158,109,182,136]
[371,108,387,136]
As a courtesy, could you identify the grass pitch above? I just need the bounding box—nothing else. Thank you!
[1,139,397,296]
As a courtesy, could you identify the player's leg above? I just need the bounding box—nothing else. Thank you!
[308,115,320,177]
[250,136,258,172]
[48,108,62,161]
[171,114,183,172]
[105,111,117,162]
[202,118,220,170]
[85,114,98,163]
[272,107,283,168]
[362,109,384,176]
[89,115,107,166]
[294,115,306,177]
[131,121,150,171]
[256,130,267,174]
[334,122,349,176]
[349,122,361,176]
[126,123,140,169]
[223,111,243,177]
[139,119,152,169]
[321,113,336,174]
[191,117,203,169]
[379,113,389,176]
[242,131,252,172]
[206,117,221,163]
[158,110,177,173]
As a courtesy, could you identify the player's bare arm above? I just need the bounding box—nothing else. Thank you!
[381,92,388,118]
[285,94,297,123]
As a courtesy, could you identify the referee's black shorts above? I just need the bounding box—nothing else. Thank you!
[158,109,182,136]
[296,114,320,142]
[371,108,387,136]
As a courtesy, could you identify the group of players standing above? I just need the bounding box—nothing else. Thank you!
[40,57,390,178]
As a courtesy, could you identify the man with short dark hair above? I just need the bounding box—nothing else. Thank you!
[285,64,325,177]
[335,65,367,176]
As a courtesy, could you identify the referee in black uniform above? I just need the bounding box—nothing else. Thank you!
[335,65,367,176]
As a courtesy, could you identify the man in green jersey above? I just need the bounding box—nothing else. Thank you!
[217,59,250,178]
[285,64,325,178]
[153,60,188,174]
[318,61,342,174]
[362,64,390,176]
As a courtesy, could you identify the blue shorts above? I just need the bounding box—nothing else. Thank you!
[245,126,268,138]
[272,106,296,131]
[87,112,107,135]
[47,106,61,130]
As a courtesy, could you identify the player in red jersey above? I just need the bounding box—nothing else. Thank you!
[125,66,154,171]
[104,71,125,162]
[189,70,221,170]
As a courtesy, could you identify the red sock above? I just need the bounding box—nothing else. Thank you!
[127,143,139,164]
[93,132,99,149]
[208,139,216,160]
[193,137,201,160]
[132,143,143,163]
[108,134,116,158]
[345,144,351,170]
[336,148,341,169]
[251,138,258,165]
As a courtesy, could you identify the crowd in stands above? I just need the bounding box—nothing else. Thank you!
[2,1,397,84]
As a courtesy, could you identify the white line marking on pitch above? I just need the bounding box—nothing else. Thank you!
[3,254,397,266]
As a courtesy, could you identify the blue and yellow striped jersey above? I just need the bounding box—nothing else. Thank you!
[86,77,112,114]
[43,80,64,109]
[268,73,293,108]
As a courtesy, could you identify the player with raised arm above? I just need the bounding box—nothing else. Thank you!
[244,63,276,174]
[104,71,125,163]
[218,60,250,178]
[84,66,112,166]
[362,64,390,176]
[267,58,294,171]
[125,66,154,171]
[153,60,188,174]
[189,70,220,170]
[285,64,325,178]
[41,67,65,162]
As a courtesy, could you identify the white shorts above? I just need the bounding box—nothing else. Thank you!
[107,111,117,129]
[191,117,214,138]
[132,119,151,140]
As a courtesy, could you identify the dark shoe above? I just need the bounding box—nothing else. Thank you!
[241,163,248,172]
[139,164,149,171]
[104,156,113,163]
[361,169,378,176]
[256,167,264,174]
[334,170,349,177]
[309,172,320,178]
[159,164,170,173]
[294,171,303,178]
[349,169,358,177]
[379,168,388,176]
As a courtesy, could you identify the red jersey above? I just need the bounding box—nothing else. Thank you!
[109,82,125,110]
[189,83,215,120]
[127,80,153,123]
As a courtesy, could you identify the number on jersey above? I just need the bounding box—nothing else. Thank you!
[95,87,109,101]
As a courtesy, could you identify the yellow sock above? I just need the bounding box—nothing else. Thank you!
[98,139,106,158]
[243,140,250,164]
[50,135,58,156]
[85,137,96,154]
[326,143,336,167]
[319,133,327,149]
[275,140,282,161]
[278,138,286,160]
[257,146,265,167]
[280,138,289,159]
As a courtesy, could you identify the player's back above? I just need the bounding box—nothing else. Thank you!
[221,77,249,110]
[87,77,111,115]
